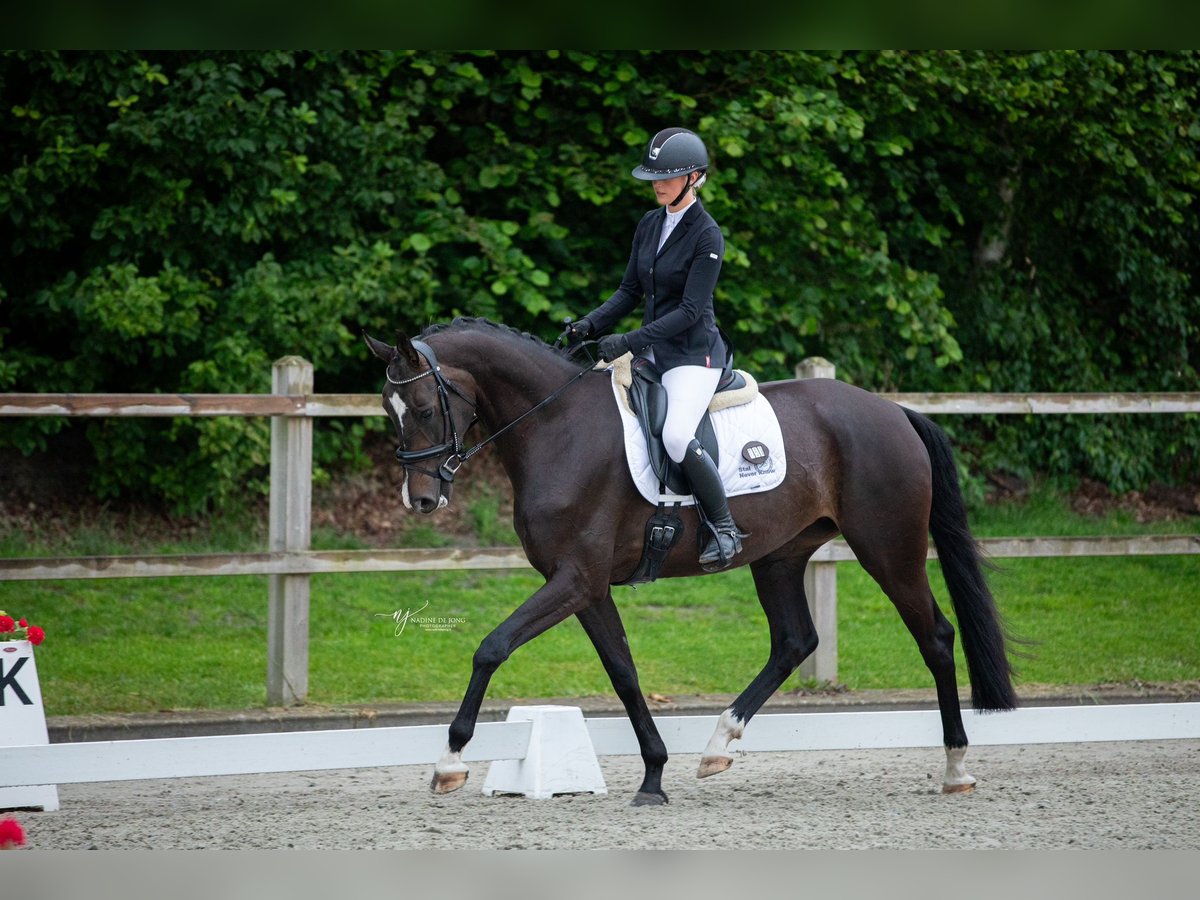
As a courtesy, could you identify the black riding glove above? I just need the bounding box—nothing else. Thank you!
[558,318,593,347]
[597,333,631,362]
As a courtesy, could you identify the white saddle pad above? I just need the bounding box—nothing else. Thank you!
[607,367,787,507]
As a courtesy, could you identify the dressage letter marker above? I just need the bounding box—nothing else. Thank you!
[0,641,59,811]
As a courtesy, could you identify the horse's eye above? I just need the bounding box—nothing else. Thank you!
[420,408,435,421]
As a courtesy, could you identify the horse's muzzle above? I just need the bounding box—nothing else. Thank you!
[413,496,440,515]
[406,472,452,516]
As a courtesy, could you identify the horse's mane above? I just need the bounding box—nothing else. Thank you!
[419,316,575,359]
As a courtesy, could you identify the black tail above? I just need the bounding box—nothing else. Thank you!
[902,407,1018,711]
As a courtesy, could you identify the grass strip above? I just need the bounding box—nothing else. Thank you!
[1,487,1196,716]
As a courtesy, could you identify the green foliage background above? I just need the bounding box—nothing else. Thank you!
[2,50,1197,511]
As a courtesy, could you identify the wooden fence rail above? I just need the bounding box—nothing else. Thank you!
[4,392,1200,417]
[2,357,1198,702]
[1,535,1195,583]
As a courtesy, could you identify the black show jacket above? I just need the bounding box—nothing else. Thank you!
[584,200,727,370]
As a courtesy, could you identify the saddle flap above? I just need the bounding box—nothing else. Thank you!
[627,361,719,496]
[628,361,667,438]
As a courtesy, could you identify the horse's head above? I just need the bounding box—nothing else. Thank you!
[364,331,478,515]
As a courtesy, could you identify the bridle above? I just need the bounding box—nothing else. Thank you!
[387,340,478,483]
[388,338,595,484]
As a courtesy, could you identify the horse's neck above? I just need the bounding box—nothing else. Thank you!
[437,334,625,534]
[439,331,582,429]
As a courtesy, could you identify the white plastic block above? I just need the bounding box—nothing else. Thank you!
[482,706,607,800]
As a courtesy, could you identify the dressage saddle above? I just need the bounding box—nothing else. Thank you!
[612,355,751,586]
[626,355,747,496]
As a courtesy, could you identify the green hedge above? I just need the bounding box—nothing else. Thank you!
[2,51,1197,511]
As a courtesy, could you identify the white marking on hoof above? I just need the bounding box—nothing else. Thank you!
[942,746,977,794]
[697,755,733,779]
[431,770,468,794]
[942,781,976,794]
[432,745,469,794]
[697,709,744,778]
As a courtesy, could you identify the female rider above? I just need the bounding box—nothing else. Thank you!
[562,127,745,569]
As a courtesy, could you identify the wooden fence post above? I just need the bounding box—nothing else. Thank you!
[796,357,839,683]
[795,356,836,381]
[268,356,313,706]
[800,560,838,683]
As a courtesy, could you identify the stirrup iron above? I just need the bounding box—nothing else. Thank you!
[698,520,747,571]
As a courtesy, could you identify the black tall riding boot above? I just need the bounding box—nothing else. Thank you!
[679,438,746,569]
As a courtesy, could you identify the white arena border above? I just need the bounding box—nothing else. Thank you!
[2,703,1198,788]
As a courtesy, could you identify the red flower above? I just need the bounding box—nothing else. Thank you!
[0,817,25,849]
[18,619,27,627]
[0,616,14,633]
[26,626,45,646]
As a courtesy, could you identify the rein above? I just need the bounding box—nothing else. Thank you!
[392,339,596,483]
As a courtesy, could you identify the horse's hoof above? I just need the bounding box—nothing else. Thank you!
[697,755,733,778]
[942,781,976,795]
[430,770,469,794]
[632,791,669,807]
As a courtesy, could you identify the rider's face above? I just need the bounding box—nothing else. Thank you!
[652,174,693,210]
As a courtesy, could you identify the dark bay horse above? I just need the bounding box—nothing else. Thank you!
[364,317,1016,805]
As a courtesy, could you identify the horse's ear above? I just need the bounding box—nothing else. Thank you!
[362,331,395,363]
[394,331,422,369]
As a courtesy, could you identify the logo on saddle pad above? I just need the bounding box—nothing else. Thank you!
[739,440,776,477]
[741,441,770,465]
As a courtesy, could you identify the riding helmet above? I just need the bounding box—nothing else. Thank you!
[632,127,709,180]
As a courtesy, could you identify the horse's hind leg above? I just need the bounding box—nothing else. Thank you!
[699,551,819,779]
[903,599,976,793]
[843,529,975,793]
[576,593,670,806]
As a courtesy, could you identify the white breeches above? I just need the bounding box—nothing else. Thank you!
[661,365,722,463]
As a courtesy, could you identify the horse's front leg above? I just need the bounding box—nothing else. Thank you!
[576,592,670,806]
[431,571,599,794]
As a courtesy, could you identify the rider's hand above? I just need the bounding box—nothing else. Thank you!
[558,318,593,347]
[597,333,631,362]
